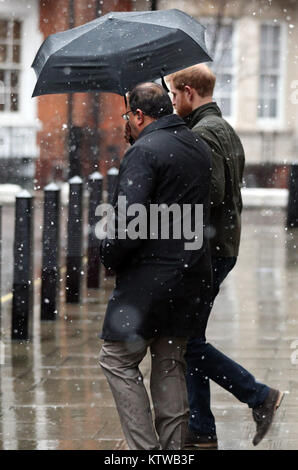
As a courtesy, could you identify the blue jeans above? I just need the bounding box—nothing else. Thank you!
[185,257,270,436]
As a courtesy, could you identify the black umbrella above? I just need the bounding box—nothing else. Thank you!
[32,9,211,98]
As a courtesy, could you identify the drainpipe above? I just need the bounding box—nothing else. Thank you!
[90,0,102,172]
[68,0,74,133]
[67,0,82,178]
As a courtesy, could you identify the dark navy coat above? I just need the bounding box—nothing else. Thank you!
[99,114,212,341]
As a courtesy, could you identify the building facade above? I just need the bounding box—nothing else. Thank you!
[159,0,298,187]
[0,0,297,187]
[0,0,40,186]
[0,0,150,188]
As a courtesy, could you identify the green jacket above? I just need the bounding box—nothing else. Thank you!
[185,102,245,257]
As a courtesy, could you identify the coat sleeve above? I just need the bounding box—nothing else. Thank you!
[100,145,156,271]
[192,126,225,207]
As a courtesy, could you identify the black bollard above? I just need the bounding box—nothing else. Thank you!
[105,167,118,278]
[287,162,298,228]
[68,125,83,179]
[87,171,103,288]
[107,166,119,204]
[66,176,83,303]
[41,183,61,320]
[11,191,34,340]
[0,205,1,336]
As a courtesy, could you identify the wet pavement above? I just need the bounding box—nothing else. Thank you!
[0,207,298,450]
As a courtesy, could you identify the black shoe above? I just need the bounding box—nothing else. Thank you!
[184,427,218,450]
[252,388,284,446]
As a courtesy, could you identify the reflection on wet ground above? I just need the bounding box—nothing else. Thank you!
[0,208,298,450]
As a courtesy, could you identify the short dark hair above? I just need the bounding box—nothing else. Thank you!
[129,82,173,119]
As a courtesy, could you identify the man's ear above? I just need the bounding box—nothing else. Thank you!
[184,85,193,101]
[136,108,145,125]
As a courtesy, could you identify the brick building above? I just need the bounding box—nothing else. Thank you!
[0,0,150,188]
[1,0,297,188]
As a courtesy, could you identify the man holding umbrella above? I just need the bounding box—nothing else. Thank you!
[99,82,213,450]
[30,7,227,451]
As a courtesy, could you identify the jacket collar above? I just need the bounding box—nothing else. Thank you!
[184,102,222,129]
[138,114,186,139]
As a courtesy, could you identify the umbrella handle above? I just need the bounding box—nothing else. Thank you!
[160,72,170,93]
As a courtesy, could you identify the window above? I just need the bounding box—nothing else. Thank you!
[201,19,234,118]
[258,23,281,119]
[0,19,21,112]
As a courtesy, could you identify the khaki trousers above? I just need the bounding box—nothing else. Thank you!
[99,337,189,450]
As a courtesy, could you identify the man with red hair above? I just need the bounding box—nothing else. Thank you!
[167,64,283,449]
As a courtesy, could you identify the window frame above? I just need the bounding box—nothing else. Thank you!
[199,16,237,124]
[257,19,287,130]
[0,18,22,113]
[0,0,42,128]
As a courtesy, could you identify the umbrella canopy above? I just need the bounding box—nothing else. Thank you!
[32,9,211,97]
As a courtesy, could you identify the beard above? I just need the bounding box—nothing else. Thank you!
[175,101,192,118]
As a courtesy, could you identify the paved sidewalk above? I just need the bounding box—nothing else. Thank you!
[0,208,298,450]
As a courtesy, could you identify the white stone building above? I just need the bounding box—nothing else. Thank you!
[158,0,298,187]
[0,0,41,186]
[0,0,297,188]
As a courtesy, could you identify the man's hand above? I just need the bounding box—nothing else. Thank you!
[124,122,135,145]
[124,121,131,143]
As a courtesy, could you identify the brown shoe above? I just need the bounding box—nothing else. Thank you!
[252,388,284,446]
[184,427,218,450]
